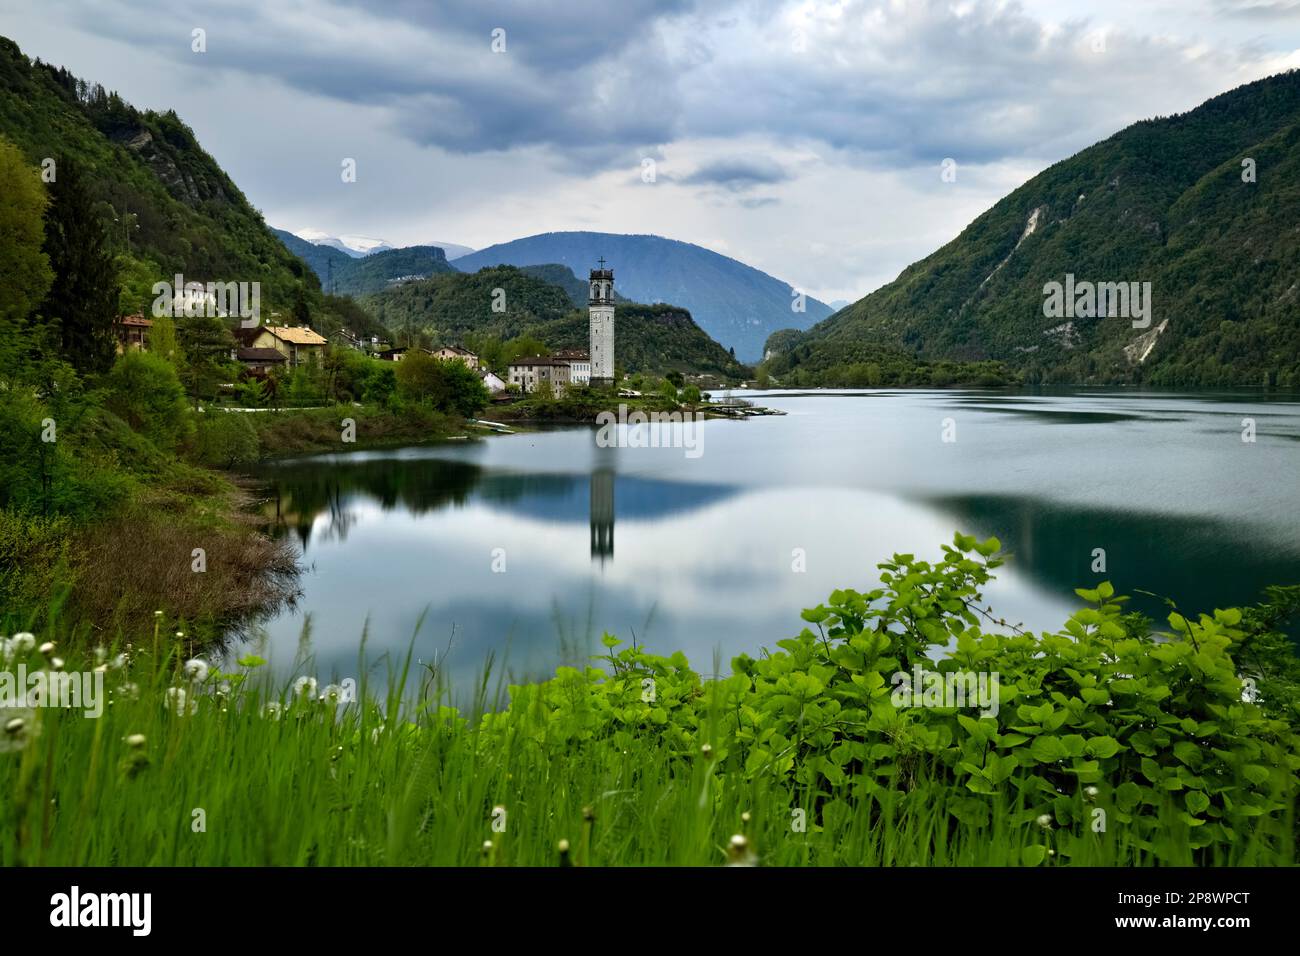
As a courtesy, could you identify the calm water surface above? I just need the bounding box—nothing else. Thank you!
[241,388,1300,692]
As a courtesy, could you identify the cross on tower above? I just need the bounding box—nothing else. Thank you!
[597,256,606,270]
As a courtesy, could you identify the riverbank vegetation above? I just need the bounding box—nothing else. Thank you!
[0,130,493,638]
[2,536,1296,866]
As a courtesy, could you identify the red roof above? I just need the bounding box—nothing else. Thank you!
[118,314,152,327]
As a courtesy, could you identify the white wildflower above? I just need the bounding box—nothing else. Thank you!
[182,659,210,683]
[0,708,38,754]
[164,687,197,716]
[292,676,318,700]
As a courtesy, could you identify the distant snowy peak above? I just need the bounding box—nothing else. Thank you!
[292,230,393,258]
[292,229,472,260]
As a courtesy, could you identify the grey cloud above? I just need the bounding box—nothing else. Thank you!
[1214,0,1300,18]
[681,157,791,191]
[37,0,1287,177]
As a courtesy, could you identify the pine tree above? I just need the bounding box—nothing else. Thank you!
[177,313,234,407]
[39,155,119,375]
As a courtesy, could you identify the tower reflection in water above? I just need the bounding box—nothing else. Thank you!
[590,468,614,564]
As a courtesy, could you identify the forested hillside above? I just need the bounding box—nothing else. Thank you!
[454,231,832,361]
[0,37,319,317]
[366,265,746,376]
[767,70,1300,388]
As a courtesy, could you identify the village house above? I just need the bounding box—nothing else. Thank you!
[430,345,479,368]
[330,328,363,351]
[479,368,507,394]
[377,347,411,361]
[235,346,288,375]
[508,356,572,394]
[235,325,327,367]
[114,313,152,353]
[553,349,591,385]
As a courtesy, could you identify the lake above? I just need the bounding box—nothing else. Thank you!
[242,388,1300,695]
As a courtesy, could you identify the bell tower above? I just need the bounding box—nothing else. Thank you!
[589,258,614,387]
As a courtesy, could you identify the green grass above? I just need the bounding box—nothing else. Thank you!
[1,631,1293,867]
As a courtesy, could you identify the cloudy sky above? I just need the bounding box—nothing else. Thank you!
[4,0,1300,302]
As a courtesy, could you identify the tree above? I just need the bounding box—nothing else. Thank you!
[0,135,53,378]
[362,362,397,406]
[103,351,192,452]
[39,154,119,375]
[463,332,508,373]
[395,353,490,416]
[501,334,549,367]
[147,313,182,366]
[177,314,234,406]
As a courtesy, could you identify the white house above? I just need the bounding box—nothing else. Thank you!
[554,349,591,385]
[508,356,572,394]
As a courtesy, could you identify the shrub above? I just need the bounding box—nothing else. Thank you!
[481,534,1300,863]
[193,411,260,469]
[103,350,192,452]
[362,362,397,406]
[0,509,71,615]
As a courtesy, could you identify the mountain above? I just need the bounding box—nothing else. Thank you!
[272,228,456,296]
[452,231,831,361]
[767,71,1300,388]
[334,246,456,295]
[529,302,744,377]
[273,227,353,280]
[365,264,747,377]
[294,230,392,257]
[513,263,627,308]
[290,230,474,261]
[432,241,475,260]
[0,36,318,315]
